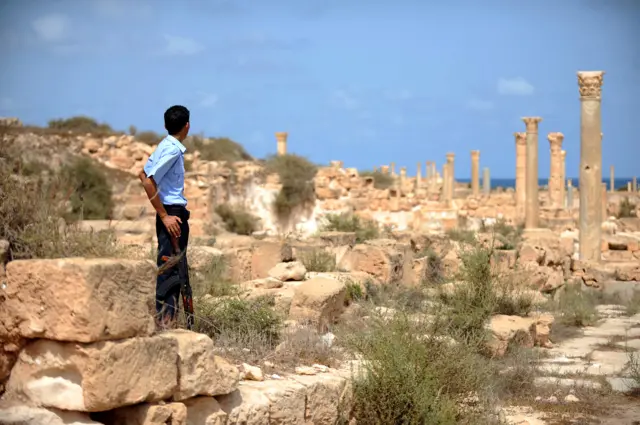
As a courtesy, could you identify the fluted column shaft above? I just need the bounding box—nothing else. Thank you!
[522,118,542,229]
[514,132,527,221]
[548,132,564,208]
[470,150,480,196]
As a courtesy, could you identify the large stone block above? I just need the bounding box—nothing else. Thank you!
[339,243,403,284]
[184,397,227,425]
[251,241,293,279]
[157,330,239,401]
[0,404,100,425]
[95,402,187,425]
[289,277,346,332]
[0,258,155,343]
[5,337,178,412]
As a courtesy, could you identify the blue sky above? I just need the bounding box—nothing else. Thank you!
[1,0,638,178]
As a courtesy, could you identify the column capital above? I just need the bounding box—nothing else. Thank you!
[547,132,565,148]
[522,117,543,133]
[471,150,480,158]
[577,71,605,100]
[446,152,455,162]
[514,132,527,145]
[275,132,288,141]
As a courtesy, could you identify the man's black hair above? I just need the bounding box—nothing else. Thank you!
[164,105,190,135]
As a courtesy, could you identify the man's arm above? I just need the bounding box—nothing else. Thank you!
[138,170,182,237]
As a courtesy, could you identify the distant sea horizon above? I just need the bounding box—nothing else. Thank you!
[455,177,637,190]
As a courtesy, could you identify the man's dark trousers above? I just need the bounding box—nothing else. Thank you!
[156,205,191,324]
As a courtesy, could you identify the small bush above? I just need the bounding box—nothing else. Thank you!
[359,170,394,189]
[270,325,336,369]
[343,313,497,424]
[491,218,523,250]
[446,228,477,245]
[417,248,445,284]
[0,153,121,259]
[617,197,637,218]
[625,290,640,316]
[184,135,252,162]
[48,116,114,134]
[60,157,114,220]
[191,255,237,298]
[344,280,364,305]
[320,213,379,243]
[215,203,258,235]
[135,130,163,145]
[299,249,336,272]
[194,295,282,348]
[547,284,599,327]
[264,154,317,218]
[628,351,640,394]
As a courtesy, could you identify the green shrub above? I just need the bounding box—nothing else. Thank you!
[215,203,258,235]
[491,218,523,250]
[358,170,394,189]
[617,197,636,218]
[194,296,282,347]
[546,284,599,327]
[264,154,317,218]
[299,249,336,272]
[417,248,444,284]
[344,280,364,305]
[184,135,252,162]
[47,116,114,134]
[320,213,379,243]
[135,130,163,145]
[60,157,114,220]
[0,152,121,259]
[343,313,497,424]
[446,228,477,245]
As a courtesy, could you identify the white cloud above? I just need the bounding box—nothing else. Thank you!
[32,14,68,42]
[199,93,219,108]
[497,77,534,96]
[164,35,204,56]
[330,89,359,110]
[466,98,494,111]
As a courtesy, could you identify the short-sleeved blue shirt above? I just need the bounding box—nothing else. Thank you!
[143,135,187,206]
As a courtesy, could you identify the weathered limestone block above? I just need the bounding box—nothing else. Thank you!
[96,402,187,425]
[188,246,224,273]
[0,258,155,343]
[317,231,357,247]
[218,380,308,425]
[268,261,307,282]
[222,247,253,283]
[339,243,403,284]
[0,404,100,425]
[5,337,178,412]
[290,373,350,424]
[157,330,239,401]
[487,313,554,357]
[184,397,228,425]
[289,277,347,332]
[251,241,293,279]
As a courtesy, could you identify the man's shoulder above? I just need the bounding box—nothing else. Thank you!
[154,138,182,156]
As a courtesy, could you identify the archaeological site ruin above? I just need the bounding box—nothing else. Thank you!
[1,70,639,424]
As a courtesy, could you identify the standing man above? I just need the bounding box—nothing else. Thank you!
[138,105,194,329]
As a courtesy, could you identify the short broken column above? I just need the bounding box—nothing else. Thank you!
[390,162,396,177]
[446,152,455,201]
[416,162,422,187]
[380,165,390,175]
[577,70,605,261]
[567,179,574,210]
[633,176,638,192]
[547,132,564,208]
[275,132,288,156]
[522,117,543,229]
[483,167,491,195]
[610,165,615,193]
[442,163,450,202]
[471,150,480,196]
[514,132,527,220]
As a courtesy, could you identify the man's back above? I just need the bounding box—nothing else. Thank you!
[144,135,187,206]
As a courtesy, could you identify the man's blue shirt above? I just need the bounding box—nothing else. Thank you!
[143,135,187,206]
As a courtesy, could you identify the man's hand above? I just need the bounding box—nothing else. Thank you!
[162,215,182,237]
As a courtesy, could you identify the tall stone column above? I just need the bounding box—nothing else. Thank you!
[577,71,605,261]
[547,132,564,207]
[633,176,638,192]
[442,163,450,201]
[470,150,480,196]
[275,132,288,156]
[522,117,542,229]
[514,132,527,220]
[610,166,615,193]
[446,152,455,201]
[560,150,566,206]
[483,167,491,195]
